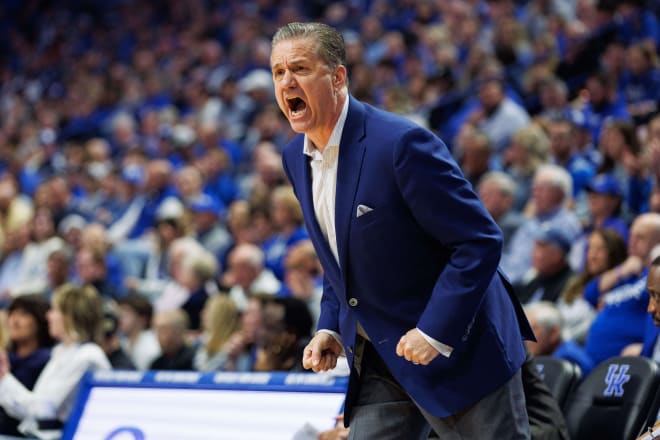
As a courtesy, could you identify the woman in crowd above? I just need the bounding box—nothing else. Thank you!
[193,294,241,371]
[557,228,627,343]
[0,284,110,439]
[0,295,54,436]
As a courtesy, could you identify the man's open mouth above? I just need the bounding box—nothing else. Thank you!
[286,97,307,116]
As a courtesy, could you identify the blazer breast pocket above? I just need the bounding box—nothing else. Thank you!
[353,204,393,230]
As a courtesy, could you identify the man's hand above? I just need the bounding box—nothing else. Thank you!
[302,332,343,372]
[396,328,439,366]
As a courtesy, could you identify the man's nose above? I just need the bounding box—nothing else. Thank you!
[281,70,296,87]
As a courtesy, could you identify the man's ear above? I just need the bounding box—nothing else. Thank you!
[334,66,347,87]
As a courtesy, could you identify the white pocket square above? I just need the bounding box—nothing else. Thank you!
[356,204,374,218]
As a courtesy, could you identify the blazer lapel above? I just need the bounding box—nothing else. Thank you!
[335,97,367,280]
[298,149,341,284]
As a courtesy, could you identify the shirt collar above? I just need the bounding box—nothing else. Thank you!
[303,97,350,158]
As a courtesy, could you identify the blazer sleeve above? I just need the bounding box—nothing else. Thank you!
[317,274,341,333]
[392,127,504,348]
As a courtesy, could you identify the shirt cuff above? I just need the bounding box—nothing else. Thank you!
[417,328,453,358]
[317,329,345,355]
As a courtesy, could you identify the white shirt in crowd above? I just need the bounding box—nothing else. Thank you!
[0,342,110,439]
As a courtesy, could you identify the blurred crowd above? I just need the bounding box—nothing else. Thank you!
[1,0,660,437]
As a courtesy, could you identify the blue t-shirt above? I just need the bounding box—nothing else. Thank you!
[584,269,649,365]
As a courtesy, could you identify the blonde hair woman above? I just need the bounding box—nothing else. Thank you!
[193,295,241,371]
[0,284,110,439]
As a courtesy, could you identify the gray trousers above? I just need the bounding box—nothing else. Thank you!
[348,338,530,440]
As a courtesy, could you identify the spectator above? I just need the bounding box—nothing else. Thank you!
[504,124,551,213]
[0,295,54,437]
[282,240,323,329]
[100,308,135,370]
[120,196,187,297]
[454,125,493,189]
[547,117,596,198]
[6,207,65,298]
[477,171,525,250]
[0,284,110,439]
[117,293,160,371]
[501,164,582,283]
[0,176,34,255]
[74,247,116,299]
[220,295,266,372]
[524,301,595,375]
[569,173,629,271]
[558,228,627,343]
[253,297,313,372]
[155,244,218,331]
[150,309,195,371]
[223,243,280,311]
[584,174,629,241]
[0,222,33,305]
[597,119,652,219]
[45,248,73,299]
[188,194,232,264]
[641,255,660,362]
[578,71,631,145]
[514,225,575,304]
[262,185,309,281]
[619,42,660,123]
[193,295,241,371]
[468,76,531,159]
[79,223,125,297]
[583,213,660,365]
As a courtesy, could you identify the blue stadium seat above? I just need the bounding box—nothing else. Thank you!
[533,355,582,410]
[563,356,660,440]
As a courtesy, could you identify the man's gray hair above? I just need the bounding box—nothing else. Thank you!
[535,163,573,201]
[272,22,346,70]
[524,301,563,332]
[478,171,516,197]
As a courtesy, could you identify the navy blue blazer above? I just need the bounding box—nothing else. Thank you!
[281,97,534,418]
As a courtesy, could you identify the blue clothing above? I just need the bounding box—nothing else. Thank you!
[557,154,596,197]
[554,340,595,376]
[282,97,533,419]
[8,348,51,390]
[584,270,649,365]
[501,208,582,284]
[262,226,309,281]
[580,99,630,144]
[0,348,51,436]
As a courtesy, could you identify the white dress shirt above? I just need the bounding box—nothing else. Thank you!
[303,98,452,358]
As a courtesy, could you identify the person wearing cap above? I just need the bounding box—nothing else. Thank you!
[584,173,629,242]
[188,194,231,263]
[514,225,575,304]
[568,173,630,272]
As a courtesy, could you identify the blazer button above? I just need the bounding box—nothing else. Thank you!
[348,298,358,307]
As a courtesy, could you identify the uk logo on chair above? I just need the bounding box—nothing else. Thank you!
[604,363,631,397]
